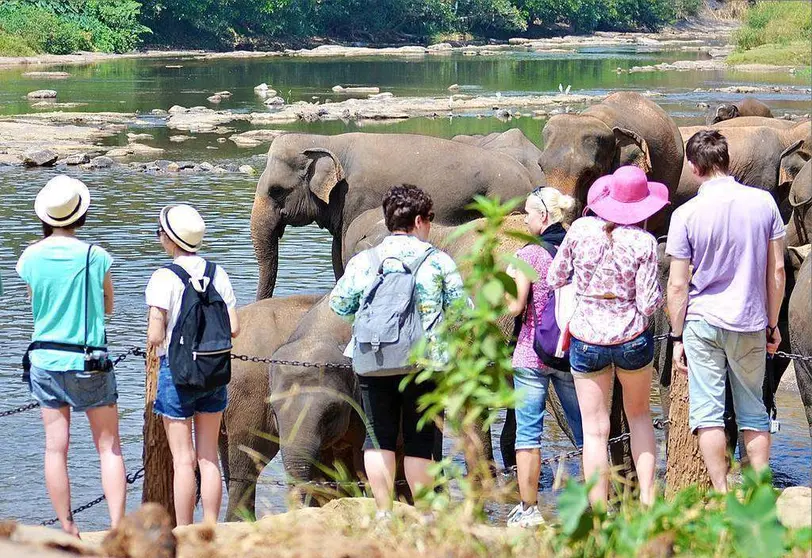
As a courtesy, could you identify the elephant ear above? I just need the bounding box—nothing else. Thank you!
[303,148,345,204]
[778,139,807,189]
[612,127,652,174]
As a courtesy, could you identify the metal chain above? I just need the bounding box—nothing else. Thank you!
[0,401,40,418]
[231,353,353,370]
[40,467,145,527]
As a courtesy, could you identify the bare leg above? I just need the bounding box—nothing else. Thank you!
[741,430,771,473]
[516,449,541,506]
[194,412,224,523]
[42,406,79,537]
[86,404,126,528]
[697,426,729,492]
[403,456,433,499]
[573,370,613,507]
[364,449,397,511]
[162,417,196,525]
[616,367,656,506]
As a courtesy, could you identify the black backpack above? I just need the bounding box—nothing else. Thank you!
[165,261,232,390]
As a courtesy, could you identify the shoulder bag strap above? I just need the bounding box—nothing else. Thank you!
[84,244,93,350]
[410,247,437,275]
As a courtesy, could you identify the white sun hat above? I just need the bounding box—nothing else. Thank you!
[159,204,206,252]
[34,175,91,227]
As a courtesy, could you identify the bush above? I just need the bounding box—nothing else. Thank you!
[0,30,36,56]
[734,0,812,51]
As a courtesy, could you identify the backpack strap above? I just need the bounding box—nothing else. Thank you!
[203,260,217,281]
[538,240,558,260]
[165,263,191,284]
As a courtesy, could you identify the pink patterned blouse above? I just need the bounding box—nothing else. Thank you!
[546,216,662,346]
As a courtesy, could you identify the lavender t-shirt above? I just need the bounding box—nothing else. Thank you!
[666,176,785,332]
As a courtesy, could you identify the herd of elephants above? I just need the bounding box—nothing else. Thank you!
[215,91,812,520]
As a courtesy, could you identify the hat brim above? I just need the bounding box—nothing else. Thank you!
[160,205,202,252]
[588,180,670,225]
[35,181,91,227]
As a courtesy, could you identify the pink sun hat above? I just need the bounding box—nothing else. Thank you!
[586,166,670,225]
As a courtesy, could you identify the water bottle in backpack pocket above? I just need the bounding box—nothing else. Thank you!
[351,248,436,377]
[165,261,232,390]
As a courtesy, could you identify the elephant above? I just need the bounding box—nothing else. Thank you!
[451,129,545,185]
[713,116,798,130]
[220,294,322,520]
[675,122,812,212]
[787,160,812,247]
[788,251,812,438]
[538,91,684,233]
[707,97,773,125]
[251,132,536,300]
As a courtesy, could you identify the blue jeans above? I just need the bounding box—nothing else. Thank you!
[154,357,228,420]
[514,366,583,450]
[28,364,118,412]
[683,320,770,433]
[569,330,654,376]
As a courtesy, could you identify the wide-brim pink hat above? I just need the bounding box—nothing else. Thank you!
[586,166,670,225]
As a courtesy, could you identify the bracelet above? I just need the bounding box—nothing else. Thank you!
[669,332,683,343]
[766,325,778,336]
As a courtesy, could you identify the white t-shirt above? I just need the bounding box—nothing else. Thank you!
[145,255,237,357]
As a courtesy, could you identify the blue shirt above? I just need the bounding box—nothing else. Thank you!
[17,236,113,371]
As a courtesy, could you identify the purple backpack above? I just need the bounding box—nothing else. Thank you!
[531,241,570,371]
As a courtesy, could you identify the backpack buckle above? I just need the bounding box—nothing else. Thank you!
[371,333,380,352]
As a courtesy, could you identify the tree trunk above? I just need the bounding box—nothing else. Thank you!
[142,345,176,524]
[665,368,711,497]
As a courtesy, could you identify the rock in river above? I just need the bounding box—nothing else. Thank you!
[64,153,90,165]
[88,156,115,169]
[264,96,285,106]
[26,90,57,100]
[332,85,381,94]
[22,149,58,167]
[106,143,165,158]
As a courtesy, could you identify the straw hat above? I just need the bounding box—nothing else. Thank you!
[159,204,205,252]
[34,175,91,227]
[586,166,670,225]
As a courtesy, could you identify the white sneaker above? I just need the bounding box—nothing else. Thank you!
[507,503,546,528]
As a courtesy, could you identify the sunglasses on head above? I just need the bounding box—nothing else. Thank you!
[531,187,549,214]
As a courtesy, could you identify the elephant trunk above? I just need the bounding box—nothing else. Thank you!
[251,194,283,300]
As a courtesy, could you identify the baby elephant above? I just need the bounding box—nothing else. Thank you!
[708,97,773,125]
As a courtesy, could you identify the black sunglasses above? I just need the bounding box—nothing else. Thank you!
[531,187,549,214]
[156,227,164,238]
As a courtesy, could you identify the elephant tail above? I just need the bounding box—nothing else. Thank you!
[219,418,231,490]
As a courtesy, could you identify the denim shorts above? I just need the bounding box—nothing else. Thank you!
[28,364,118,412]
[569,329,654,376]
[153,357,228,420]
[683,320,769,433]
[513,367,583,450]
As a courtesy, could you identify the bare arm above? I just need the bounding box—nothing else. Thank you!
[228,307,240,339]
[506,268,531,318]
[103,271,114,315]
[766,237,785,354]
[667,258,691,374]
[146,306,167,348]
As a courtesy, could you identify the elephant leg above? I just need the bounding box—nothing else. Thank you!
[795,360,812,438]
[332,232,345,281]
[222,423,279,522]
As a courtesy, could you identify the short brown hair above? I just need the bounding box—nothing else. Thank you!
[686,130,730,176]
[382,184,433,232]
[41,213,86,238]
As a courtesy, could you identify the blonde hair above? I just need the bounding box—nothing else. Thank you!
[527,187,577,225]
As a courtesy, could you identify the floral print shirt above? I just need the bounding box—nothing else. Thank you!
[512,244,554,370]
[546,216,662,346]
[329,234,466,362]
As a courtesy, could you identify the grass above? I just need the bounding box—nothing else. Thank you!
[727,39,811,67]
[0,31,36,56]
[729,0,811,67]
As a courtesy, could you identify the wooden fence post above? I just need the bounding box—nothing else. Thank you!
[664,367,711,498]
[142,344,176,525]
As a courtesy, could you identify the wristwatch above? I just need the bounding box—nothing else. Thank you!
[669,332,683,343]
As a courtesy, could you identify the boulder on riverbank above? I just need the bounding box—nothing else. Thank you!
[776,486,812,529]
[21,149,58,167]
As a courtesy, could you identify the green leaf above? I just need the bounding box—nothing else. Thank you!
[558,478,595,541]
[727,486,786,558]
[481,278,505,306]
[494,270,518,298]
[502,254,539,282]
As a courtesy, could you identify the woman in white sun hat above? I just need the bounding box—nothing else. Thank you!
[145,203,240,525]
[16,175,126,537]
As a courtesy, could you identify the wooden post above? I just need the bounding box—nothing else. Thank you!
[142,344,176,524]
[664,367,711,498]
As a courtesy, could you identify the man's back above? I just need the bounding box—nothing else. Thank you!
[666,176,785,332]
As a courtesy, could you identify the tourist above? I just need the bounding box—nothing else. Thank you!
[666,130,784,492]
[547,166,668,508]
[504,187,583,527]
[17,175,125,536]
[145,204,240,525]
[329,184,465,518]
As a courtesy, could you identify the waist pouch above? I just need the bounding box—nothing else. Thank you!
[22,341,113,383]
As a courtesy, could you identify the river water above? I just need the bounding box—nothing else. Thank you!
[0,46,810,529]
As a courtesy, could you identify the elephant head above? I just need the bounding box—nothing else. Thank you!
[709,103,740,125]
[539,114,652,203]
[252,135,346,299]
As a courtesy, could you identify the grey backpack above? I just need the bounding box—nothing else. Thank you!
[352,247,437,377]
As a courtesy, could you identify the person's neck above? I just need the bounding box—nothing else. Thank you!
[50,228,76,239]
[701,172,729,182]
[171,248,195,259]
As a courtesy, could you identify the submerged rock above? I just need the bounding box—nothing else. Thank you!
[26,90,57,99]
[22,149,58,167]
[107,143,165,158]
[207,95,223,104]
[238,164,256,175]
[22,71,71,79]
[88,156,114,169]
[332,85,381,94]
